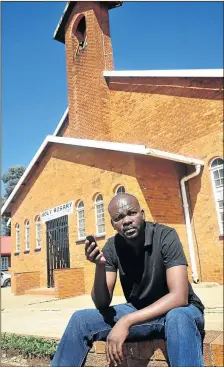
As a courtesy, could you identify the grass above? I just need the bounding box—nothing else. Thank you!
[1,333,58,358]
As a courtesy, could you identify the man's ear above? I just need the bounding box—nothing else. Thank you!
[141,209,145,220]
[111,219,115,229]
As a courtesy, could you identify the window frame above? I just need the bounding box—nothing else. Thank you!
[210,157,224,235]
[1,256,9,270]
[76,200,86,240]
[15,223,20,253]
[25,219,30,251]
[35,216,41,249]
[95,194,106,236]
[116,185,125,195]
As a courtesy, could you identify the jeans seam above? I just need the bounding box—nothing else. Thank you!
[79,342,90,367]
[131,322,164,328]
[90,326,112,342]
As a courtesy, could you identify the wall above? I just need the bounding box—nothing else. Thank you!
[13,271,40,296]
[63,1,113,140]
[11,144,192,292]
[54,268,85,299]
[108,76,223,283]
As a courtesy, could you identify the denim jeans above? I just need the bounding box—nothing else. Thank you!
[51,303,205,367]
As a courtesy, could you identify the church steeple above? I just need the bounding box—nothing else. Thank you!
[54,2,122,140]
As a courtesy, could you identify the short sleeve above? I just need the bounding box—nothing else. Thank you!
[160,228,188,270]
[102,239,118,273]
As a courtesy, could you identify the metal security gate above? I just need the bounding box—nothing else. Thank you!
[46,215,70,288]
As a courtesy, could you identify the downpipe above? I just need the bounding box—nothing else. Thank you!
[180,164,202,283]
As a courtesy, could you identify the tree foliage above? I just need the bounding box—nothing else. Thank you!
[2,165,26,198]
[1,165,26,236]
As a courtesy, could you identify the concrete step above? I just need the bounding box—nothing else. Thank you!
[24,288,56,297]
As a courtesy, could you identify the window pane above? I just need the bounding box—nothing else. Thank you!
[1,257,8,270]
[215,179,221,188]
[98,224,105,234]
[220,168,223,179]
[213,170,219,179]
[211,158,224,168]
[77,207,86,239]
[78,201,84,208]
[117,186,125,194]
[96,194,103,202]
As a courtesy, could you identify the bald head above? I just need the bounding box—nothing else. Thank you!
[108,193,145,242]
[108,193,140,215]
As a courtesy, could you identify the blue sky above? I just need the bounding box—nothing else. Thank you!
[2,1,223,180]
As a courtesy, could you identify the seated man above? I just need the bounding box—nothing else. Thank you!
[51,193,205,367]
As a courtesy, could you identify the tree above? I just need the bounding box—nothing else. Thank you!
[1,165,26,236]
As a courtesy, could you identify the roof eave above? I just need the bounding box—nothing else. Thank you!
[104,69,224,78]
[1,135,204,217]
[54,1,123,44]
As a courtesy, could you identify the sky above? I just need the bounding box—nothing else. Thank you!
[2,1,223,183]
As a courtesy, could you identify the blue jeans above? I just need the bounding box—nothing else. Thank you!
[51,303,204,367]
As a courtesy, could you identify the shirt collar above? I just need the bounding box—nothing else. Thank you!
[144,221,156,247]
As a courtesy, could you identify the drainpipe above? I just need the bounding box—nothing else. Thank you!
[180,164,201,283]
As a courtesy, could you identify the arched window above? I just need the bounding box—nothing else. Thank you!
[210,157,223,234]
[25,220,30,251]
[95,194,105,235]
[73,15,87,51]
[15,223,20,252]
[116,185,125,195]
[35,216,41,249]
[77,201,86,239]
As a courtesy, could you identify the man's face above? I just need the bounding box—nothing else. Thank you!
[109,196,145,241]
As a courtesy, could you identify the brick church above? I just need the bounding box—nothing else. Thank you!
[2,1,223,298]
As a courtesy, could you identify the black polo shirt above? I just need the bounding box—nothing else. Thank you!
[102,221,204,314]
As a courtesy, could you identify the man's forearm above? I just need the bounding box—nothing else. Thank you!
[123,292,188,328]
[91,264,111,309]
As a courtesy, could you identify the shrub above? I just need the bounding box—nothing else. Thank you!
[1,333,58,358]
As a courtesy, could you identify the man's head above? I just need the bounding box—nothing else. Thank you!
[108,193,145,242]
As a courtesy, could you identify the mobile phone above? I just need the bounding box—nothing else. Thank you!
[86,235,96,245]
[86,235,106,262]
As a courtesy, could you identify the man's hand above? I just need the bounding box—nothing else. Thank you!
[106,317,130,366]
[85,236,106,265]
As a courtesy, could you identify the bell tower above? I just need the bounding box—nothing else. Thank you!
[54,2,122,140]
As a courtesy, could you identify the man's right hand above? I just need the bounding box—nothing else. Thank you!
[85,236,106,265]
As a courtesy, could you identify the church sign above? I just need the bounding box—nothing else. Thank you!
[40,201,74,223]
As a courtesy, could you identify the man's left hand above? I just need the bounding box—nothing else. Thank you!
[106,317,130,366]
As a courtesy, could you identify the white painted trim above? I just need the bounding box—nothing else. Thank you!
[104,69,224,78]
[1,137,50,216]
[53,2,70,39]
[209,158,224,235]
[76,200,86,240]
[95,194,106,237]
[145,147,204,165]
[53,107,69,136]
[48,135,147,154]
[1,135,204,216]
[180,164,202,283]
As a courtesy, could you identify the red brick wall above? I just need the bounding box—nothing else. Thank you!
[85,331,224,367]
[63,1,113,140]
[108,77,223,283]
[13,271,40,295]
[11,145,195,292]
[54,268,85,299]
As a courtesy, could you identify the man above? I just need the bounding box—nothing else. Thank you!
[51,193,205,367]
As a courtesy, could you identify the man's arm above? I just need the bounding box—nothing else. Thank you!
[91,265,117,309]
[122,264,188,327]
[105,265,188,366]
[85,236,117,309]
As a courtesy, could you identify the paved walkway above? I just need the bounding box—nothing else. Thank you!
[1,283,223,339]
